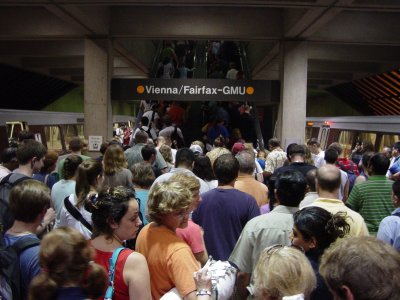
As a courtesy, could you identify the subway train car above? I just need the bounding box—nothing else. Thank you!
[306,116,400,157]
[0,109,135,153]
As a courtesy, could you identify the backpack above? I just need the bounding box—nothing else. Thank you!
[336,161,357,192]
[171,125,184,149]
[139,126,152,138]
[0,173,30,233]
[0,235,40,300]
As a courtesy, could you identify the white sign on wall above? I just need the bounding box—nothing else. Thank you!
[88,135,103,151]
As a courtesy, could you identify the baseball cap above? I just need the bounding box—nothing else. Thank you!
[190,144,203,155]
[231,142,245,155]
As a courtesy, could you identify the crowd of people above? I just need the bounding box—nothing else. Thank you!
[1,120,400,300]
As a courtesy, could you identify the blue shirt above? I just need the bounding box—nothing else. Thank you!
[377,207,400,251]
[192,188,260,261]
[136,189,150,225]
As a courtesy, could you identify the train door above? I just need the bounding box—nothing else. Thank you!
[318,125,330,150]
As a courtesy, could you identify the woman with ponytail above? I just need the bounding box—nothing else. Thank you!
[85,186,151,300]
[58,159,103,239]
[28,227,107,300]
[291,207,350,300]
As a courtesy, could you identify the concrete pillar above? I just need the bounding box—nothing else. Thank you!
[84,39,113,151]
[276,41,308,150]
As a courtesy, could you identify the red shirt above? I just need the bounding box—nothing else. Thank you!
[336,158,360,176]
[93,247,133,300]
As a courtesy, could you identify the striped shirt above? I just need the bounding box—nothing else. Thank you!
[347,175,394,234]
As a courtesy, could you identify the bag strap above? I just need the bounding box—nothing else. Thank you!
[104,247,125,300]
[393,211,400,218]
[150,110,156,123]
[0,173,28,186]
[336,161,348,173]
[63,196,93,232]
[12,236,40,255]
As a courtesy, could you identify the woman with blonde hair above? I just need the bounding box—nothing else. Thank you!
[254,245,316,300]
[86,186,151,300]
[136,180,212,299]
[28,227,107,300]
[58,159,103,239]
[102,143,133,188]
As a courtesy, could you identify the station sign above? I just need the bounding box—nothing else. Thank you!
[112,79,274,102]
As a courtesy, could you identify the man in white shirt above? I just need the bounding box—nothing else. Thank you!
[307,138,325,168]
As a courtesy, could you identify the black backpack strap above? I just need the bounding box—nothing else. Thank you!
[63,196,93,232]
[393,211,400,218]
[11,237,40,255]
[150,110,156,123]
[1,173,29,186]
[0,173,13,184]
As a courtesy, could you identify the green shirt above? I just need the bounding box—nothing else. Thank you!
[347,175,394,234]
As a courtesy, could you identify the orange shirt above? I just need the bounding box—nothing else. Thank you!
[136,223,200,300]
[234,174,269,207]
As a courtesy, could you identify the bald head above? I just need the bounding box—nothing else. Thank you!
[317,164,341,193]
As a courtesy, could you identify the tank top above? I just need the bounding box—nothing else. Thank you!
[93,247,133,300]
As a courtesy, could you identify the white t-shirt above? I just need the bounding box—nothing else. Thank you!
[57,194,92,240]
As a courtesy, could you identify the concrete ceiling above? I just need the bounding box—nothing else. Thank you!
[0,0,399,89]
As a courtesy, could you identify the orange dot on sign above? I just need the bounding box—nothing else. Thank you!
[137,85,145,94]
[246,86,254,95]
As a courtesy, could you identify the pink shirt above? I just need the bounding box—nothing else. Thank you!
[176,220,205,254]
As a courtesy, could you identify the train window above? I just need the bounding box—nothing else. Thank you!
[358,133,377,152]
[338,130,359,158]
[44,126,63,151]
[379,134,400,152]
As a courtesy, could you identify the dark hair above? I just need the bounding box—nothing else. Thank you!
[213,136,226,148]
[69,137,84,152]
[18,130,35,142]
[361,151,374,168]
[293,207,350,256]
[307,138,320,147]
[131,162,155,188]
[268,138,281,148]
[75,159,103,208]
[286,143,298,160]
[368,153,390,175]
[141,116,149,126]
[141,144,156,161]
[305,169,317,192]
[193,155,216,181]
[393,180,400,198]
[1,147,17,164]
[134,130,148,144]
[214,153,239,185]
[39,150,59,174]
[64,155,83,180]
[99,142,109,155]
[328,142,343,155]
[289,145,305,157]
[85,186,136,239]
[16,139,47,165]
[361,140,374,153]
[175,148,195,168]
[393,141,400,151]
[317,165,341,192]
[275,170,306,207]
[163,114,173,126]
[9,180,50,222]
[324,148,339,164]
